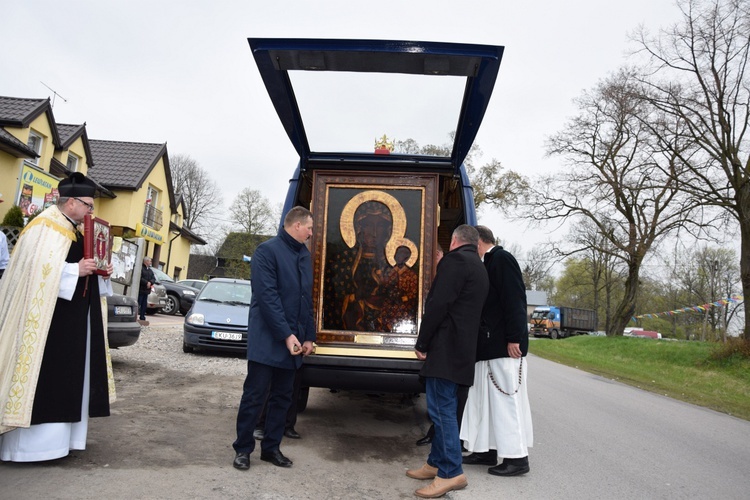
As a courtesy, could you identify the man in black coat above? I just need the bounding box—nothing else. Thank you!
[406,225,489,499]
[460,225,533,476]
[138,256,155,323]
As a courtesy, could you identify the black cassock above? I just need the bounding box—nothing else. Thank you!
[30,229,110,424]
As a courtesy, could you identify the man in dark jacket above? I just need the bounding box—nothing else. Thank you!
[406,225,489,498]
[460,225,533,476]
[232,206,315,471]
[138,257,155,322]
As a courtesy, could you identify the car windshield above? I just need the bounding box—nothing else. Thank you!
[198,282,252,305]
[151,268,174,283]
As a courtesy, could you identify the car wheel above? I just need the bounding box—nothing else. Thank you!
[162,295,178,315]
[550,329,560,339]
[182,341,194,353]
[297,387,310,413]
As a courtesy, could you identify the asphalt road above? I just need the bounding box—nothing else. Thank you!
[1,341,748,499]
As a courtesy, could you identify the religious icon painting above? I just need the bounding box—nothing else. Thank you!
[309,171,438,344]
[84,215,112,276]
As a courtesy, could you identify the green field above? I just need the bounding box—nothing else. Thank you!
[528,335,750,421]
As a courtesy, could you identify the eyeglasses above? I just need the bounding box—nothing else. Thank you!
[73,197,95,211]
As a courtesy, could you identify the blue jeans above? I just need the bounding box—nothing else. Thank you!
[425,377,463,478]
[233,361,295,454]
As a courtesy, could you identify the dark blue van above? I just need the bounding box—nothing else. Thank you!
[248,38,504,407]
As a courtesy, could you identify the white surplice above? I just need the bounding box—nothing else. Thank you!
[0,270,112,462]
[460,357,533,459]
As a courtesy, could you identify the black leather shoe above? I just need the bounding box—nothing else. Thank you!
[260,449,293,468]
[284,428,301,439]
[463,451,497,466]
[488,457,529,476]
[253,428,265,440]
[232,452,250,470]
[416,424,434,446]
[415,434,432,446]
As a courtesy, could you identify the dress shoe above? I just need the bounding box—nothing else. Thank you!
[253,428,265,440]
[406,463,438,480]
[414,474,468,498]
[284,427,301,439]
[260,449,293,468]
[488,456,530,476]
[463,451,497,466]
[415,434,432,446]
[232,452,250,470]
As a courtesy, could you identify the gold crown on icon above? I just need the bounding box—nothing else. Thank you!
[374,134,395,152]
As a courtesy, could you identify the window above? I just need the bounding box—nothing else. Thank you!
[27,131,43,164]
[146,185,159,207]
[66,152,80,172]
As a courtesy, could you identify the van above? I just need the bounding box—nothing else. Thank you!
[248,38,504,407]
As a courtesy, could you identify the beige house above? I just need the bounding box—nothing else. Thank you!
[0,95,204,280]
[88,139,205,279]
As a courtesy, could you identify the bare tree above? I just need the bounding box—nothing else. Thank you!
[394,134,528,213]
[567,219,624,333]
[632,0,750,338]
[229,188,276,235]
[524,69,701,336]
[519,246,556,292]
[169,154,221,236]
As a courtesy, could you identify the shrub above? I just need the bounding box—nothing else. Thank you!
[1,205,25,227]
[710,338,750,361]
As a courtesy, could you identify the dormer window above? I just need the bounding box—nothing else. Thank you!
[66,152,80,172]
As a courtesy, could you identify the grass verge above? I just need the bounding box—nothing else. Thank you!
[528,335,750,421]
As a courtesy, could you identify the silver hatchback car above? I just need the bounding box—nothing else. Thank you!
[147,283,168,314]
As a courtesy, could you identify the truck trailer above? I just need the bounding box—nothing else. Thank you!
[530,306,597,339]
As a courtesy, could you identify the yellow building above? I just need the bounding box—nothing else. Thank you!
[88,139,206,279]
[0,95,204,280]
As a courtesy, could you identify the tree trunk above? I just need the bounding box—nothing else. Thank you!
[739,210,750,341]
[610,262,640,337]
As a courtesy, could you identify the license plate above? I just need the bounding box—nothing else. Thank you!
[212,331,243,341]
[114,306,132,315]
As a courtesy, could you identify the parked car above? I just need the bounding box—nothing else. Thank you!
[182,278,252,354]
[146,283,168,315]
[107,293,141,348]
[624,328,662,339]
[177,279,208,291]
[151,268,200,316]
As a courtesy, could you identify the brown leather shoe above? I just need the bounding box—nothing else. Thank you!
[414,474,468,498]
[406,463,438,480]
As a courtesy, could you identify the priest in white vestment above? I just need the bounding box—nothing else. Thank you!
[0,173,116,462]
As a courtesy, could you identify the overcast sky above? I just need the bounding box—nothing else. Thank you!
[1,0,684,258]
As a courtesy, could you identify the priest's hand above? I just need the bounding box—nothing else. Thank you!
[415,350,427,360]
[78,258,97,276]
[103,263,114,279]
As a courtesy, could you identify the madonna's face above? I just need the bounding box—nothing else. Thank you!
[357,215,391,252]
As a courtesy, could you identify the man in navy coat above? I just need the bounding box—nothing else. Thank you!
[406,225,489,498]
[232,206,315,470]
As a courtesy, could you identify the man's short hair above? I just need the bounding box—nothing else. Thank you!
[56,196,70,208]
[452,224,479,246]
[284,206,312,227]
[143,257,152,264]
[475,225,495,245]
